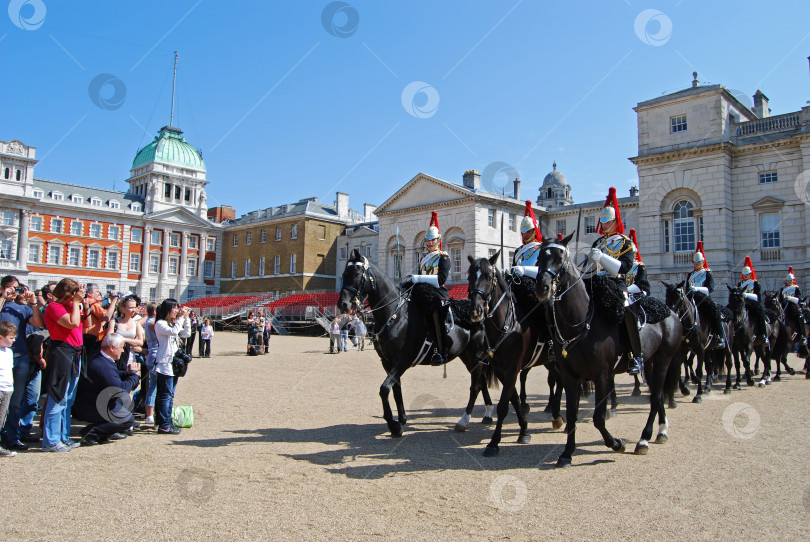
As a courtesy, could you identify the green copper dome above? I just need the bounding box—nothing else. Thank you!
[131,126,206,171]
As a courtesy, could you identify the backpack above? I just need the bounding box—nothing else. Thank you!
[172,405,193,428]
[248,345,260,356]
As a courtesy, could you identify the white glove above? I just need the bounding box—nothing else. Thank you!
[589,248,603,265]
[787,295,799,305]
[599,254,622,277]
[411,275,440,287]
[691,286,709,295]
[627,284,642,295]
[744,292,758,301]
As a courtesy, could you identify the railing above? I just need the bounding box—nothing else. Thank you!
[673,252,692,266]
[735,112,801,137]
[761,248,781,262]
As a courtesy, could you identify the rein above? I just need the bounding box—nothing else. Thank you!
[469,264,517,358]
[539,254,594,357]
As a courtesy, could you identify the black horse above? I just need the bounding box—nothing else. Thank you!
[664,282,734,400]
[726,286,760,388]
[534,234,683,467]
[763,292,802,380]
[337,249,494,438]
[467,253,563,457]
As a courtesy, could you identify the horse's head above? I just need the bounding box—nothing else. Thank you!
[764,291,783,319]
[338,249,372,314]
[663,280,687,311]
[535,232,575,303]
[727,284,745,319]
[467,251,500,322]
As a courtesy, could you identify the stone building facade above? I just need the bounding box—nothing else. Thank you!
[631,75,810,298]
[0,127,222,302]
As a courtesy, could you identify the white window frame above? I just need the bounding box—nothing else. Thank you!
[671,115,687,133]
[231,261,237,278]
[289,253,297,274]
[149,254,160,274]
[108,225,120,241]
[273,255,280,275]
[151,231,162,246]
[89,223,102,238]
[232,234,238,247]
[50,218,63,234]
[206,237,215,251]
[70,220,82,236]
[168,256,179,275]
[291,224,298,239]
[188,235,198,249]
[28,243,41,264]
[2,211,15,227]
[87,248,101,268]
[187,258,197,277]
[488,209,496,228]
[170,232,180,248]
[47,244,62,265]
[68,246,82,267]
[71,194,83,204]
[129,253,141,272]
[260,229,266,243]
[244,259,251,277]
[0,239,13,260]
[275,227,281,241]
[33,189,44,199]
[90,197,102,207]
[204,260,215,279]
[246,231,252,245]
[108,200,120,209]
[51,191,64,201]
[259,257,265,276]
[30,215,42,231]
[760,213,781,248]
[131,202,142,212]
[106,250,120,270]
[130,228,143,243]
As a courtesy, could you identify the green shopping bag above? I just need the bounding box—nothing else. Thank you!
[172,405,194,428]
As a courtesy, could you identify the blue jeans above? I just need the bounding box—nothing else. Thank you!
[145,370,158,408]
[1,354,42,444]
[155,373,178,430]
[340,330,349,351]
[42,368,80,447]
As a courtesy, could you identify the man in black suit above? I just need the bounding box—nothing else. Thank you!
[74,333,140,446]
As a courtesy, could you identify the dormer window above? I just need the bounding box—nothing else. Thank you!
[71,194,84,204]
[131,202,142,212]
[671,115,688,133]
[51,192,64,201]
[108,200,120,209]
[90,197,102,207]
[33,189,44,198]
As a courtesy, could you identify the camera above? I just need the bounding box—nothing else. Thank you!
[14,286,25,294]
[174,350,192,364]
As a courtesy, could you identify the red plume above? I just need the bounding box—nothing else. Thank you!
[789,266,796,285]
[695,241,707,270]
[557,233,563,241]
[596,187,624,235]
[629,229,641,262]
[429,211,442,250]
[741,256,756,281]
[523,200,540,239]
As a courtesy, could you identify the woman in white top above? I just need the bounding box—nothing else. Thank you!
[199,318,214,358]
[109,295,144,372]
[153,299,190,435]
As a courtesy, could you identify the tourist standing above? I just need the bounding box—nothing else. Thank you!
[154,299,190,435]
[199,318,213,357]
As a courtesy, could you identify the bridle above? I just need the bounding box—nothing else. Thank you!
[468,262,512,326]
[537,243,594,356]
[340,257,374,308]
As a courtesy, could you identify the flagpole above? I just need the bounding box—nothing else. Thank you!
[396,224,401,281]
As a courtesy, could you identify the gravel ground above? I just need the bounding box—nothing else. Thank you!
[3,331,810,541]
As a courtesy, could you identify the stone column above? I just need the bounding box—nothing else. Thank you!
[161,228,171,279]
[180,231,189,286]
[142,226,152,278]
[19,209,30,270]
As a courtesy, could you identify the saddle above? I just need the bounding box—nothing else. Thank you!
[587,274,670,325]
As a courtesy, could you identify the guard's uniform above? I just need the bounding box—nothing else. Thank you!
[738,257,769,345]
[512,241,542,267]
[685,242,726,346]
[418,249,450,294]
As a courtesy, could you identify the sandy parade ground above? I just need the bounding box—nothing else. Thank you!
[3,330,810,541]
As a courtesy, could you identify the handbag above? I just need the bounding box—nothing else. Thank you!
[172,340,192,377]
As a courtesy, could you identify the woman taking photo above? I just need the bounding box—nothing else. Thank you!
[109,295,144,372]
[42,278,85,452]
[154,299,190,435]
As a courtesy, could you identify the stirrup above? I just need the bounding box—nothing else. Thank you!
[430,352,446,366]
[716,337,726,348]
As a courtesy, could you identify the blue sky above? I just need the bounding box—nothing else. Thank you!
[4,0,810,215]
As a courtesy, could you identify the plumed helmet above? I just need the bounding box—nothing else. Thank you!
[520,200,540,235]
[741,256,756,280]
[692,242,707,269]
[596,187,624,234]
[425,225,441,240]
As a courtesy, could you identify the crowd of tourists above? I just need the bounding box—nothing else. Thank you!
[0,276,211,456]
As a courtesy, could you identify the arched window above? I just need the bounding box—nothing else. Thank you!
[547,187,553,198]
[672,200,695,252]
[16,169,22,181]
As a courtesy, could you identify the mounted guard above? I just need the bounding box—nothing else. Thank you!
[738,256,769,347]
[404,211,451,365]
[588,187,643,375]
[685,242,726,348]
[512,200,543,267]
[778,266,807,346]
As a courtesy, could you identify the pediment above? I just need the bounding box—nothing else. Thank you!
[376,173,471,214]
[751,196,785,210]
[146,207,218,229]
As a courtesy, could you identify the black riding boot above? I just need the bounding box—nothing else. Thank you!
[758,315,770,348]
[431,311,447,365]
[713,315,726,348]
[624,306,643,375]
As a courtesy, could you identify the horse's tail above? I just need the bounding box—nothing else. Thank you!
[484,361,500,390]
[580,379,594,398]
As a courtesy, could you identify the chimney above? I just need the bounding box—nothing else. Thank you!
[462,169,480,190]
[335,192,350,220]
[629,186,639,197]
[691,71,699,88]
[752,90,770,118]
[513,178,520,200]
[363,203,377,222]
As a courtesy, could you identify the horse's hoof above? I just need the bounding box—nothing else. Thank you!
[481,416,493,425]
[691,377,700,385]
[610,407,618,418]
[399,418,408,426]
[733,383,741,390]
[757,381,766,388]
[668,400,677,409]
[788,368,796,376]
[614,439,626,453]
[631,386,642,397]
[753,369,760,376]
[746,378,755,387]
[655,434,668,444]
[483,445,499,457]
[705,388,711,394]
[634,443,649,455]
[723,388,731,395]
[517,434,531,444]
[773,375,781,382]
[556,457,572,469]
[520,403,530,416]
[390,424,403,438]
[543,404,552,413]
[806,372,810,380]
[680,385,691,397]
[453,423,467,433]
[551,416,564,430]
[692,395,702,404]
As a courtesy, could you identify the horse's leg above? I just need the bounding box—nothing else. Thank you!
[688,352,700,385]
[544,367,555,413]
[549,367,564,428]
[592,372,625,455]
[483,375,512,457]
[637,356,667,454]
[703,348,713,395]
[392,383,407,426]
[631,373,642,397]
[509,392,530,444]
[609,374,619,418]
[773,352,783,381]
[454,366,483,432]
[692,352,704,404]
[380,365,408,437]
[724,350,733,394]
[519,368,530,416]
[556,380,581,468]
[753,351,760,375]
[480,374,495,424]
